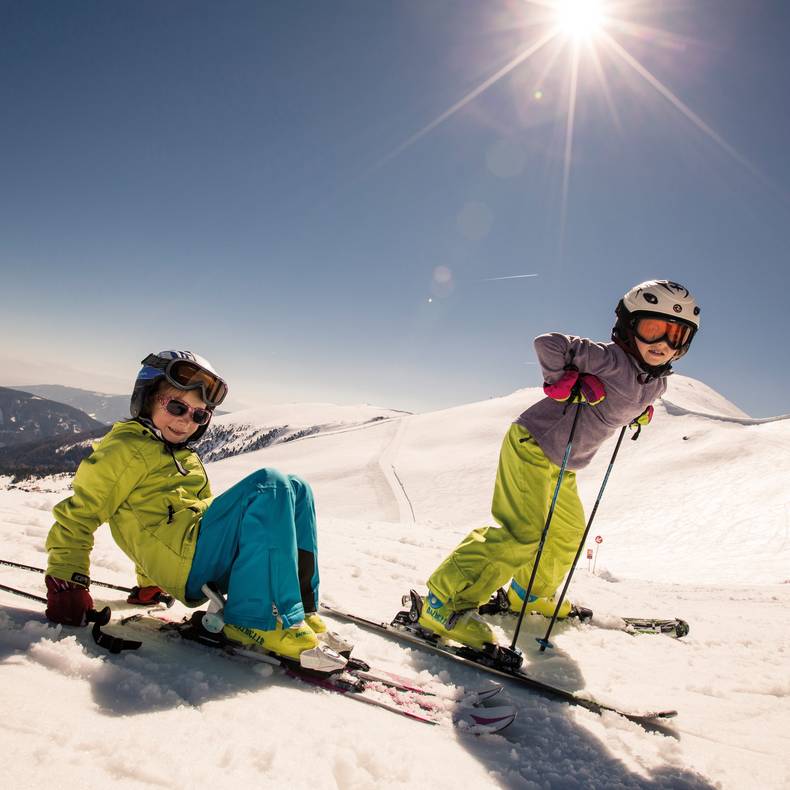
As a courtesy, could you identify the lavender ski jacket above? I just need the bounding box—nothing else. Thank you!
[515,333,669,471]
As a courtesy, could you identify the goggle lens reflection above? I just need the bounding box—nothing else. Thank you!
[634,318,692,350]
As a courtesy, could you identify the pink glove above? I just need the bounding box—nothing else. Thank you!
[45,575,94,626]
[544,370,606,405]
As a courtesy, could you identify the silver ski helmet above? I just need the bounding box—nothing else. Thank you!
[130,350,228,442]
[613,280,700,369]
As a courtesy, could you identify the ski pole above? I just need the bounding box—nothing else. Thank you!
[538,425,627,651]
[0,582,47,604]
[1,558,134,593]
[510,398,584,651]
[0,582,141,653]
[0,558,174,606]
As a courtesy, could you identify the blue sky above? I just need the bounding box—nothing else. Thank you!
[1,1,789,417]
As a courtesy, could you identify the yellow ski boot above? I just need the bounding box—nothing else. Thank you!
[417,592,496,650]
[223,619,318,659]
[507,584,573,619]
[305,611,354,656]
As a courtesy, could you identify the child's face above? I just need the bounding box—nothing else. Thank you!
[150,386,208,444]
[634,337,677,367]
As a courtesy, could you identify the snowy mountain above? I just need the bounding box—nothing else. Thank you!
[0,401,406,481]
[12,384,130,425]
[1,374,788,789]
[0,386,106,448]
[196,402,409,462]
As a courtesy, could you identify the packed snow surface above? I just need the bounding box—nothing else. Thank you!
[1,375,789,789]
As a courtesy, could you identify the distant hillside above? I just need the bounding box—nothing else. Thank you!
[0,401,404,482]
[0,387,107,449]
[198,403,407,462]
[14,384,130,424]
[0,427,109,480]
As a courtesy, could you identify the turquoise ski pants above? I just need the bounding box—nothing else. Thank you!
[185,469,319,630]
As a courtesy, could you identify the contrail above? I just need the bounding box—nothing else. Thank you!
[479,273,539,282]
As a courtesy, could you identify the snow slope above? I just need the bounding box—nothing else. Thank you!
[196,402,407,463]
[1,375,789,789]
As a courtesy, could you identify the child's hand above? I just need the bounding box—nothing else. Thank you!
[45,575,94,626]
[127,585,174,607]
[628,405,654,440]
[544,370,606,405]
[630,405,654,428]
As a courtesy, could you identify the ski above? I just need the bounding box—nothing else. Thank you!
[478,587,689,638]
[118,611,516,735]
[620,616,690,638]
[320,599,678,728]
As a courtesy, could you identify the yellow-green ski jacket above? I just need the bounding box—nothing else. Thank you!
[46,420,212,602]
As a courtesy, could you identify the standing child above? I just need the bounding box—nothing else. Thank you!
[416,280,701,649]
[44,350,346,672]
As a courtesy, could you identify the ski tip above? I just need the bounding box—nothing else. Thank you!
[457,705,517,735]
[632,709,678,722]
[675,620,690,639]
[469,683,504,703]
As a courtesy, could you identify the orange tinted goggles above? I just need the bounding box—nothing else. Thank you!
[166,360,228,406]
[633,317,693,350]
[142,355,228,407]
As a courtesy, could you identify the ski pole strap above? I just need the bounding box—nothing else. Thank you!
[87,607,142,654]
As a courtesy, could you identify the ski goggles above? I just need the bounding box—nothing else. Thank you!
[632,316,695,350]
[141,354,228,407]
[156,395,213,425]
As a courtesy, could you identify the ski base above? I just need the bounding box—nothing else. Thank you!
[320,600,677,728]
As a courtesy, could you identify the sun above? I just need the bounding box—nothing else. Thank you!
[554,0,605,40]
[381,0,752,256]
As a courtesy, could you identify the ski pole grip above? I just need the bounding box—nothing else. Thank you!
[86,606,111,627]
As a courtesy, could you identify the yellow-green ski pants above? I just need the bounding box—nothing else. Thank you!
[426,423,586,611]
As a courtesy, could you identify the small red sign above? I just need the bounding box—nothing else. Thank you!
[594,535,603,544]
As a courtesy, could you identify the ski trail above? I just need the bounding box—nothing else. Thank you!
[378,417,415,524]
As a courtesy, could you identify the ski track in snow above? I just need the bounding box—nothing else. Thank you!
[1,375,789,789]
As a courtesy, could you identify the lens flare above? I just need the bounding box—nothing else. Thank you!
[374,0,760,264]
[555,0,605,39]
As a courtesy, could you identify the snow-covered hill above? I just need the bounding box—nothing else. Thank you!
[196,402,408,463]
[1,375,788,789]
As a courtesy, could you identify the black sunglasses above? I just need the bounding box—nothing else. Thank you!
[157,395,212,425]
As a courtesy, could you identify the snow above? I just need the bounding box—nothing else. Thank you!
[1,374,789,789]
[212,401,408,430]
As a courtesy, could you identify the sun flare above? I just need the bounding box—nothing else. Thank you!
[379,0,753,257]
[555,0,605,39]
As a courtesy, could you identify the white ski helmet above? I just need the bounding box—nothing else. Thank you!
[613,280,700,368]
[130,350,228,442]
